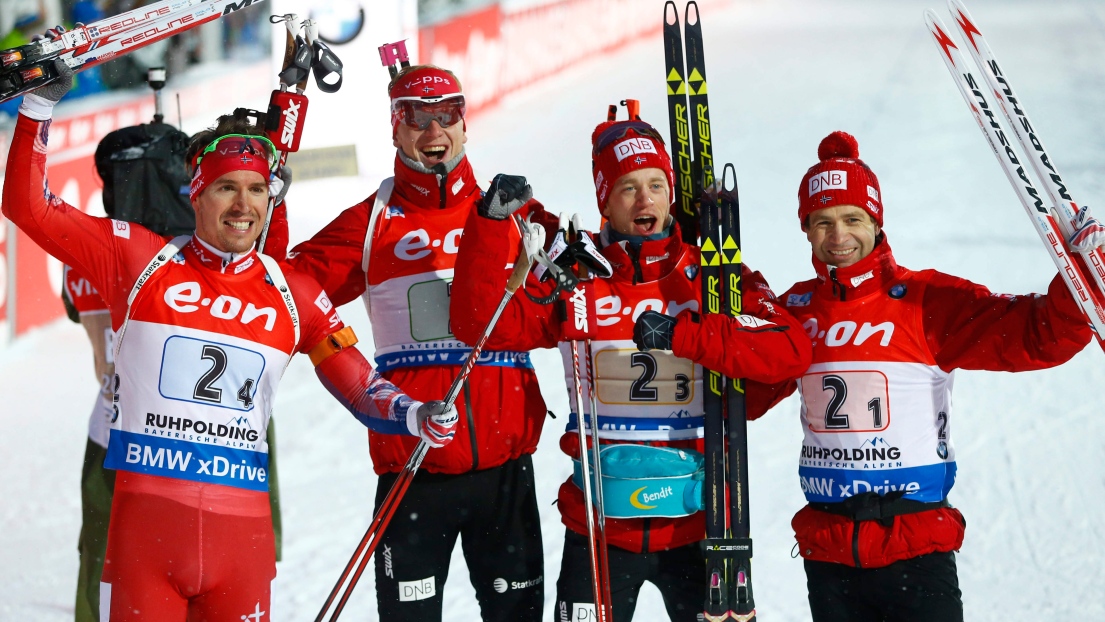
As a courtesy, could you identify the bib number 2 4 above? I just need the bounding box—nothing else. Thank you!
[159,336,264,411]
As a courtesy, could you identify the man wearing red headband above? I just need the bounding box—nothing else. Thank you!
[451,106,812,621]
[281,65,549,621]
[752,131,1093,621]
[2,62,457,621]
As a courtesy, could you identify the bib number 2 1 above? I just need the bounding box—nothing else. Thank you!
[802,370,890,433]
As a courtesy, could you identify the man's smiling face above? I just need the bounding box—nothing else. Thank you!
[393,114,467,168]
[804,204,880,268]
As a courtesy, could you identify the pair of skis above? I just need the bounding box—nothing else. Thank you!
[665,3,756,621]
[0,0,269,104]
[925,0,1105,350]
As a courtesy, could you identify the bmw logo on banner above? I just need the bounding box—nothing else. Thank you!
[311,1,365,45]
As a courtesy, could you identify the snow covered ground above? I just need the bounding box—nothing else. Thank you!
[4,0,1105,619]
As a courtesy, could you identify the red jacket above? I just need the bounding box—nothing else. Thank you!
[286,154,548,475]
[452,209,812,552]
[756,235,1092,568]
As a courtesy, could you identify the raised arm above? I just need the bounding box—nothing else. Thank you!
[2,110,166,312]
[451,201,562,351]
[923,270,1093,371]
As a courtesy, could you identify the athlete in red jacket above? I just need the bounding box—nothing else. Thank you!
[2,66,457,622]
[282,64,547,621]
[451,108,812,621]
[756,131,1093,622]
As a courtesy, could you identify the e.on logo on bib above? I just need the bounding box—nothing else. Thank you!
[808,170,847,196]
[394,228,464,261]
[163,282,278,331]
[805,318,895,347]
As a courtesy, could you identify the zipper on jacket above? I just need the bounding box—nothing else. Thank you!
[433,163,448,211]
[851,520,862,568]
[463,379,478,470]
[829,268,847,301]
[625,243,645,285]
[641,517,651,553]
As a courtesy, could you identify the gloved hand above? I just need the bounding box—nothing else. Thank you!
[21,55,74,119]
[269,165,292,205]
[407,400,459,448]
[1069,205,1105,252]
[479,174,532,220]
[634,310,677,352]
[518,215,547,266]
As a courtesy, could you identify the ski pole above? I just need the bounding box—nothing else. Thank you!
[258,14,314,254]
[315,230,535,622]
[582,337,614,617]
[568,336,612,622]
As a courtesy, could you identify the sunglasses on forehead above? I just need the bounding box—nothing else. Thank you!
[194,134,279,172]
[392,95,467,131]
[593,121,666,156]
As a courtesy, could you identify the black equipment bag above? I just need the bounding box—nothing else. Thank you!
[93,122,194,237]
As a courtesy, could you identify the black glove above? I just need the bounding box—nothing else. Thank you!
[478,174,532,220]
[633,310,677,352]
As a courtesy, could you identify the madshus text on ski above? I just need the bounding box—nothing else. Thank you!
[1,0,1102,621]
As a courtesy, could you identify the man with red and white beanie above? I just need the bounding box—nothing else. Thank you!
[451,103,812,621]
[280,64,549,621]
[4,59,456,621]
[754,130,1093,622]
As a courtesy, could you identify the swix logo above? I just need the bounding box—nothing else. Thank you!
[613,137,658,162]
[570,287,589,332]
[383,545,394,578]
[233,256,255,275]
[281,99,301,147]
[804,318,895,347]
[394,228,463,261]
[808,170,847,196]
[595,296,697,327]
[164,282,279,331]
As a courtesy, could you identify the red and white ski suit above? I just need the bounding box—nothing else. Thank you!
[451,209,813,553]
[2,113,421,620]
[756,236,1092,569]
[285,154,548,475]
